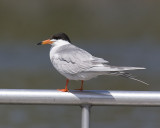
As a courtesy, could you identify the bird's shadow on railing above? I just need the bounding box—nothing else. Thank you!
[69,90,116,105]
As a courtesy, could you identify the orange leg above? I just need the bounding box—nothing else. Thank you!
[75,80,84,91]
[57,79,69,92]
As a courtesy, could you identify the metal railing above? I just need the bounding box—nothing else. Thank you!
[0,89,160,128]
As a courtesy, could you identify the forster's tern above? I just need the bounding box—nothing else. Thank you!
[37,32,148,92]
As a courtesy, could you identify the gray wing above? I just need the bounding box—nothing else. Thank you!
[52,44,109,74]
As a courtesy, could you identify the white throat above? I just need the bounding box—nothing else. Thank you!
[51,39,70,47]
[50,39,70,59]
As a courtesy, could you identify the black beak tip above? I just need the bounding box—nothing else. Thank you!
[37,42,42,45]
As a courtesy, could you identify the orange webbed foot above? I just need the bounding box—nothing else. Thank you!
[75,80,84,91]
[57,88,69,92]
[75,88,83,91]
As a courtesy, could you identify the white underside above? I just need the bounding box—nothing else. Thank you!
[58,71,101,80]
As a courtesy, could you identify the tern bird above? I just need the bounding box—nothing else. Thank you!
[37,32,148,92]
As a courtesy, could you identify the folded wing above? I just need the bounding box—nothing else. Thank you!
[51,44,109,74]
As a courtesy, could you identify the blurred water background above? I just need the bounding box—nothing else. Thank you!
[0,0,160,128]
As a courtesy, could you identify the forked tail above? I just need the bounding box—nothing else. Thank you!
[118,72,149,85]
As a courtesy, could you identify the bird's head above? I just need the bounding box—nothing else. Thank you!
[37,32,71,46]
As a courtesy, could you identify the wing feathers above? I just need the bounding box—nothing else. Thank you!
[52,44,109,74]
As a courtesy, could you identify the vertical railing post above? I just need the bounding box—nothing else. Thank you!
[81,105,91,128]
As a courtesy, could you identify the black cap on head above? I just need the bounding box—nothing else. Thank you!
[50,32,71,43]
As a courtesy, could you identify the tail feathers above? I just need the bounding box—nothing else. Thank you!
[108,66,146,71]
[118,72,149,85]
[88,66,146,72]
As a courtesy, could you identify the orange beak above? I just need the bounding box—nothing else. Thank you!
[37,39,53,45]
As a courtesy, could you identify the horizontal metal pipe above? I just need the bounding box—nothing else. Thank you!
[0,89,160,106]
